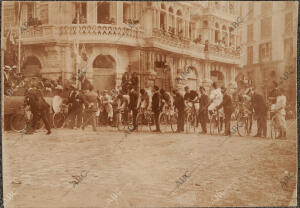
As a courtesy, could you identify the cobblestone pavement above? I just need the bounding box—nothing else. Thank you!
[2,120,297,208]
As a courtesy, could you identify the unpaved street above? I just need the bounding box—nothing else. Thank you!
[3,120,297,207]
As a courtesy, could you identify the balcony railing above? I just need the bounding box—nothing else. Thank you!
[21,24,144,44]
[152,28,191,49]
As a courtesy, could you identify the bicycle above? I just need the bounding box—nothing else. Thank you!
[159,105,177,133]
[270,110,281,140]
[184,102,198,133]
[236,103,253,137]
[136,108,155,132]
[208,109,222,135]
[52,104,69,128]
[10,107,45,132]
[116,107,133,131]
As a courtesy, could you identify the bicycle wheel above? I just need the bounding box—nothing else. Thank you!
[271,117,280,139]
[209,116,219,135]
[53,112,65,128]
[237,116,248,137]
[159,113,170,133]
[170,112,178,133]
[186,113,196,133]
[10,113,27,133]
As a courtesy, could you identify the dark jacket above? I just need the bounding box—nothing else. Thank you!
[152,91,161,112]
[129,90,139,110]
[25,88,49,112]
[199,94,209,113]
[217,93,233,115]
[83,91,98,112]
[174,93,185,112]
[251,93,267,117]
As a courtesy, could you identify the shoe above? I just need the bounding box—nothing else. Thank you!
[254,134,261,137]
[46,131,51,135]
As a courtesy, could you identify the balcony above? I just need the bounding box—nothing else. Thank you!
[206,44,240,64]
[20,24,144,46]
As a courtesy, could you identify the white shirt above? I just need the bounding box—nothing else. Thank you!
[210,88,223,105]
[275,95,286,115]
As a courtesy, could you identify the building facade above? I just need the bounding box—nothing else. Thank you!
[240,1,297,102]
[2,1,242,92]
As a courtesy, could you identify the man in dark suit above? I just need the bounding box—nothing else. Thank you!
[151,85,161,132]
[24,86,51,135]
[68,88,84,129]
[217,87,233,136]
[172,89,185,132]
[82,86,98,131]
[128,86,139,131]
[198,86,209,134]
[250,89,267,137]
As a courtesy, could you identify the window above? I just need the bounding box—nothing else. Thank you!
[27,3,34,22]
[160,12,166,30]
[247,24,253,42]
[3,8,16,27]
[284,38,293,58]
[74,2,87,24]
[259,42,272,62]
[123,3,131,23]
[261,17,272,38]
[285,13,293,34]
[247,46,253,65]
[98,2,111,24]
[248,2,254,18]
[261,2,272,15]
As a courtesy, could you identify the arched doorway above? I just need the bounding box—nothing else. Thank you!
[92,54,116,91]
[22,56,42,77]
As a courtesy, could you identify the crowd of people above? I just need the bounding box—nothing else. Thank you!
[17,69,288,140]
[3,64,289,139]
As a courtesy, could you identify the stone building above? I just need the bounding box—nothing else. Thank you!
[2,1,241,92]
[240,1,297,102]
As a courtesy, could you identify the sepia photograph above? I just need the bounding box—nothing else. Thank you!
[1,1,298,207]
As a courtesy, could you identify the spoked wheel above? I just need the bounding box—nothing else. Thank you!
[237,116,249,137]
[10,113,27,133]
[159,113,171,133]
[271,117,280,140]
[186,114,196,133]
[170,112,178,133]
[209,116,219,135]
[116,113,126,131]
[53,112,65,128]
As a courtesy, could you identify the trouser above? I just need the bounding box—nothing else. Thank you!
[31,109,51,132]
[82,110,97,131]
[177,110,185,132]
[257,115,267,137]
[224,112,232,135]
[199,112,208,133]
[153,111,160,131]
[130,108,138,128]
[68,108,83,128]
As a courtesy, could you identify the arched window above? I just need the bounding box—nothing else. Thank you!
[203,20,208,28]
[161,3,166,10]
[22,56,42,77]
[93,55,116,68]
[97,2,112,24]
[215,23,220,43]
[168,7,173,13]
[176,10,183,35]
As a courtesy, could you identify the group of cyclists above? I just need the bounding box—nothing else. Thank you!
[48,77,287,140]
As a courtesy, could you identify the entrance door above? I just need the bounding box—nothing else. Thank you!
[93,55,116,91]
